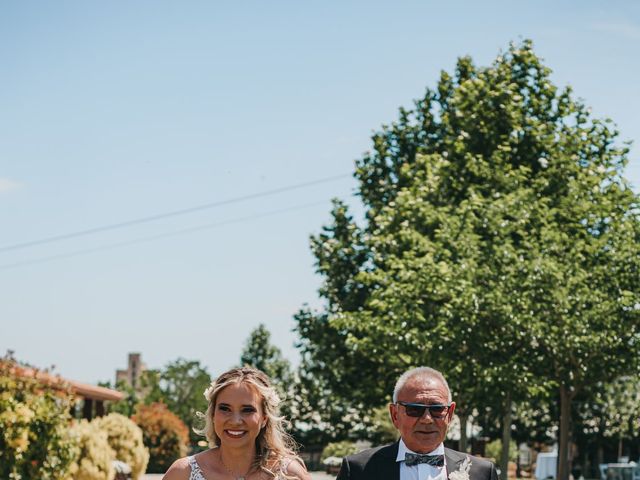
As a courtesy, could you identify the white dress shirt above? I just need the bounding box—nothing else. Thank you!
[397,439,448,480]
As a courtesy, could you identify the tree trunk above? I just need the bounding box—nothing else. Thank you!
[459,411,469,453]
[500,393,512,480]
[558,384,573,480]
[597,442,604,472]
[581,451,588,480]
[617,435,623,461]
[596,422,605,477]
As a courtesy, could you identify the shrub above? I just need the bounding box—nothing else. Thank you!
[369,405,398,444]
[320,440,360,462]
[0,359,79,480]
[68,420,115,480]
[92,413,149,480]
[132,402,189,473]
[485,438,518,463]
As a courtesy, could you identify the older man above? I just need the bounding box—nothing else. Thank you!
[336,367,498,480]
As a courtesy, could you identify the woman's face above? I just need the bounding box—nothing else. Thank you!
[213,382,267,449]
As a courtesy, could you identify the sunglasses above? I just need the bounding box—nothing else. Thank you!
[396,401,451,418]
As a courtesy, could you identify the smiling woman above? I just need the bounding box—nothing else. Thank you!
[162,366,310,480]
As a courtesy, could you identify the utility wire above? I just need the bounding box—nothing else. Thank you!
[0,173,351,253]
[0,199,337,271]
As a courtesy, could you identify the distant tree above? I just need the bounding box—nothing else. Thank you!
[239,323,366,448]
[240,323,293,389]
[100,379,139,417]
[141,359,211,450]
[239,325,325,445]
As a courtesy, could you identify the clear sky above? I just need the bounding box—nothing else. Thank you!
[1,1,638,385]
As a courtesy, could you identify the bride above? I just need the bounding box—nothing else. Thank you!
[163,366,310,480]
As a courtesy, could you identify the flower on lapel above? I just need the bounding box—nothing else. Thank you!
[448,456,472,480]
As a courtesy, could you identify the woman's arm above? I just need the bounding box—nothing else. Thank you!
[286,458,312,480]
[162,457,191,480]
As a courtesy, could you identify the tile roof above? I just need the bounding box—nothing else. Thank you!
[3,361,124,402]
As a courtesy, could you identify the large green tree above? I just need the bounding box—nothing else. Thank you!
[296,40,640,480]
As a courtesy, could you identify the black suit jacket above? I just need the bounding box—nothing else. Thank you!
[336,442,498,480]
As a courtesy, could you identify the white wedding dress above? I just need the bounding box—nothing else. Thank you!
[187,455,292,480]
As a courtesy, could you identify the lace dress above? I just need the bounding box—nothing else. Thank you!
[187,456,291,480]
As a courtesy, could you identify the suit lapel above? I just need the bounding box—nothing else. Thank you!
[379,442,401,480]
[379,457,401,480]
[445,448,465,479]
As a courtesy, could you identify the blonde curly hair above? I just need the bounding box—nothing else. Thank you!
[195,366,303,477]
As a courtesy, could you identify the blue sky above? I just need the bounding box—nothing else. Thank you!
[1,1,639,384]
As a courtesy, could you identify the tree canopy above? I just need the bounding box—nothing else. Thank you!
[296,40,640,480]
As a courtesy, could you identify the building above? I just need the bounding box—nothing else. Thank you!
[115,352,147,391]
[4,360,123,420]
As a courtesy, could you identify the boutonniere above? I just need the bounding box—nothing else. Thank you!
[448,456,472,480]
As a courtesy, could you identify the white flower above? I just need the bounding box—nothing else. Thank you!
[538,157,549,168]
[204,384,215,400]
[449,456,472,480]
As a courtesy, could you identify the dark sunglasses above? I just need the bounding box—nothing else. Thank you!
[396,401,451,418]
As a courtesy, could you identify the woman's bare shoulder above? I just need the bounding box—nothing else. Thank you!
[162,456,191,480]
[284,457,311,480]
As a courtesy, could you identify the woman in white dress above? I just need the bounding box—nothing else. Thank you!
[163,366,310,480]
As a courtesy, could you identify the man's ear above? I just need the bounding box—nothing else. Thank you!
[389,402,400,428]
[447,402,456,420]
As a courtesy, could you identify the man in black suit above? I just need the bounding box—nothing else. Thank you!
[337,367,498,480]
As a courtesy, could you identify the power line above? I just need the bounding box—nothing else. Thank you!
[0,173,351,253]
[0,200,337,271]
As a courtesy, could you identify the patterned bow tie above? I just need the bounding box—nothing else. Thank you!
[405,453,445,467]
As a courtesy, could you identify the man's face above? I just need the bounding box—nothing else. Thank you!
[389,375,456,453]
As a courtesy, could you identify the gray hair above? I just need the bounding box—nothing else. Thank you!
[392,367,452,403]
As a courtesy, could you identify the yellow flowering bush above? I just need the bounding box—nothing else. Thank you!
[0,359,79,480]
[68,420,115,480]
[92,413,149,480]
[132,402,189,473]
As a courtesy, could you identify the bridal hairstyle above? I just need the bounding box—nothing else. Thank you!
[196,366,302,477]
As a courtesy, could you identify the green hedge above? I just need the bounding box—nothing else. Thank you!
[321,440,360,462]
